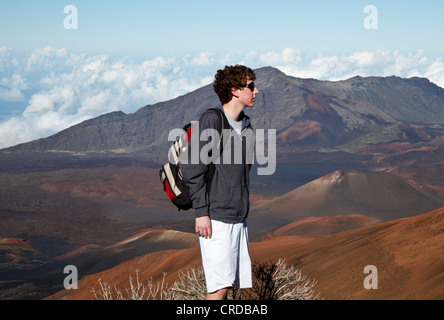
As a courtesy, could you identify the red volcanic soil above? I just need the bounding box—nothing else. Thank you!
[305,89,336,114]
[54,244,104,261]
[277,120,323,144]
[47,207,444,300]
[272,214,380,236]
[104,229,197,249]
[0,238,33,248]
[256,207,444,300]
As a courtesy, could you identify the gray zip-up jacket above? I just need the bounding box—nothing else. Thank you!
[180,106,253,224]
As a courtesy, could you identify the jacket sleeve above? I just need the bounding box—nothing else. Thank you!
[179,110,221,218]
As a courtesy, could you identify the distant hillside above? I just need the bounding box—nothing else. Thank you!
[3,67,444,160]
[249,170,444,234]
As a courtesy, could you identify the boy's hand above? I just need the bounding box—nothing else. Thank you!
[196,216,212,239]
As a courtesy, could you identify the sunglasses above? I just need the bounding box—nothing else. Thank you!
[241,82,256,92]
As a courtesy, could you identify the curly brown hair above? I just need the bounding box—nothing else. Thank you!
[213,65,256,104]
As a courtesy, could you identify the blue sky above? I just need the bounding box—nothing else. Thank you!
[1,0,444,148]
[1,0,443,56]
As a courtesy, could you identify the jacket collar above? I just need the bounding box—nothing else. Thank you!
[216,104,252,130]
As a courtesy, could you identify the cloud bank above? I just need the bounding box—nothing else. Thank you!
[0,47,443,149]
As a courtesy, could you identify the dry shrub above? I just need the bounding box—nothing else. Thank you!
[92,259,321,300]
[163,266,207,300]
[91,270,167,300]
[233,259,321,300]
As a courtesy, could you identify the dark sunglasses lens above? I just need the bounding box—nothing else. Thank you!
[247,82,255,91]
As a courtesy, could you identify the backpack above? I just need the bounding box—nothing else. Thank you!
[159,108,230,211]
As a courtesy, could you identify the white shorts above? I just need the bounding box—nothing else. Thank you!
[199,219,252,293]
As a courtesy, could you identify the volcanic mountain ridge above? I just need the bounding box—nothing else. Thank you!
[3,67,444,161]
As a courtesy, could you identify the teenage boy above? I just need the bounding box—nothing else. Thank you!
[181,65,259,300]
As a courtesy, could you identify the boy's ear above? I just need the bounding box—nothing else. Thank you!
[231,87,239,99]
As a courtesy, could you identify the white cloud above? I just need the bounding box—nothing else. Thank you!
[259,48,302,65]
[189,52,216,66]
[0,73,28,101]
[24,93,54,115]
[0,117,36,148]
[0,47,443,150]
[26,46,68,71]
[259,49,444,88]
[0,47,20,71]
[0,48,215,149]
